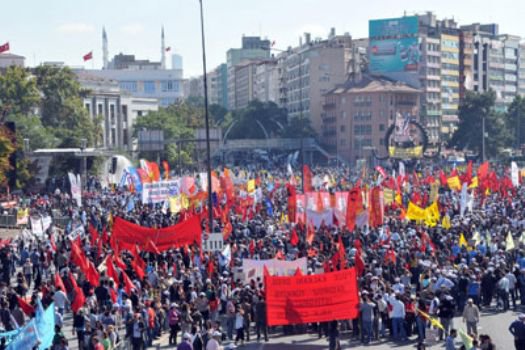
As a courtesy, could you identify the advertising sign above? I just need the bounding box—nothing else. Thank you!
[369,16,418,37]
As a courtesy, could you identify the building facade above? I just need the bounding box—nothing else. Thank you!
[0,53,25,69]
[77,71,158,151]
[322,74,420,162]
[282,32,354,135]
[254,59,280,104]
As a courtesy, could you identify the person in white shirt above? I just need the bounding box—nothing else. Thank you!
[53,289,69,315]
[506,269,518,309]
[392,278,405,295]
[497,274,510,310]
[388,293,406,341]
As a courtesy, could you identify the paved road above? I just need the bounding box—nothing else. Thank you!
[133,305,517,349]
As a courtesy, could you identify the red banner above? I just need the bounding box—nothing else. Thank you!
[265,268,359,326]
[112,215,202,252]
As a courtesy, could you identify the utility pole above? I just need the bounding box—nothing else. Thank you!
[199,0,214,232]
[481,116,486,163]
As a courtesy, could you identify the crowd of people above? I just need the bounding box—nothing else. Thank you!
[0,161,522,350]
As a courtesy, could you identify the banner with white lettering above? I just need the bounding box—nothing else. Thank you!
[141,180,179,204]
[242,257,307,283]
[68,172,82,207]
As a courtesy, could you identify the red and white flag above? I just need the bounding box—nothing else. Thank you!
[165,47,171,52]
[0,42,9,54]
[83,51,93,61]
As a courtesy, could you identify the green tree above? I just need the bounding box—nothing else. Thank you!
[281,115,317,138]
[225,100,287,140]
[134,102,204,167]
[0,127,15,186]
[506,95,525,148]
[0,66,40,115]
[34,65,98,147]
[450,90,512,158]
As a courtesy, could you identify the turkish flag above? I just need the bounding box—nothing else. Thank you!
[290,228,299,246]
[69,272,85,313]
[55,272,66,292]
[122,270,135,296]
[17,296,34,316]
[83,51,93,61]
[106,257,120,288]
[0,42,9,54]
[131,257,145,280]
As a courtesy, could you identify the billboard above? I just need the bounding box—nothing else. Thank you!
[369,16,421,74]
[369,37,420,72]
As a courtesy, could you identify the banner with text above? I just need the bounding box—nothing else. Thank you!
[242,257,307,283]
[265,268,359,326]
[142,180,179,204]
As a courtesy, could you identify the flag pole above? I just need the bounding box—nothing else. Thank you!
[199,0,214,233]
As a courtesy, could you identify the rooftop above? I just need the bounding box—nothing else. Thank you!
[328,73,420,94]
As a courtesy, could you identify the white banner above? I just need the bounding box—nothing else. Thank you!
[242,257,308,283]
[306,209,334,228]
[30,215,52,237]
[68,172,82,207]
[511,161,520,187]
[141,180,179,204]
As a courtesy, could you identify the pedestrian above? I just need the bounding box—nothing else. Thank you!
[463,298,480,336]
[509,314,525,350]
[168,303,180,345]
[177,333,193,350]
[234,307,245,346]
[445,328,457,350]
[205,331,221,350]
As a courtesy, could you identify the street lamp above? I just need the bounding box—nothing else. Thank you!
[80,138,87,190]
[199,0,214,232]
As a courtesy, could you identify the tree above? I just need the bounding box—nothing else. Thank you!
[506,95,525,148]
[0,66,39,115]
[34,65,98,147]
[450,90,511,158]
[0,127,15,186]
[225,100,287,140]
[134,102,204,167]
[281,115,317,138]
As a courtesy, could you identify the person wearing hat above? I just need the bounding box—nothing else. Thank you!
[462,298,480,336]
[168,303,181,345]
[509,314,525,350]
[177,332,193,350]
[206,331,221,350]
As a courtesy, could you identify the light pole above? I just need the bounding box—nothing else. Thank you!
[481,116,486,163]
[80,138,87,190]
[199,0,214,232]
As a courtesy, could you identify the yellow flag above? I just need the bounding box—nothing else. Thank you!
[406,202,427,221]
[247,179,256,193]
[280,212,289,224]
[506,232,515,251]
[468,176,479,189]
[395,193,402,205]
[169,195,182,213]
[424,202,440,227]
[430,181,440,203]
[417,309,444,330]
[472,231,481,246]
[441,215,451,230]
[447,176,461,191]
[459,233,468,248]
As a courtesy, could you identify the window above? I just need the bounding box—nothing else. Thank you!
[97,104,103,116]
[379,124,385,131]
[354,124,372,135]
[144,81,156,94]
[340,125,345,132]
[122,105,128,123]
[111,129,116,146]
[110,105,115,125]
[161,80,180,92]
[120,81,137,92]
[123,129,128,146]
[85,103,90,114]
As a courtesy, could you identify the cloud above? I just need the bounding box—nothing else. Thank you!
[119,24,144,35]
[57,22,95,34]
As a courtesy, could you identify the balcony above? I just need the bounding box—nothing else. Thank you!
[323,101,336,109]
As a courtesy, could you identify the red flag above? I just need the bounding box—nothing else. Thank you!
[130,257,145,280]
[146,239,161,255]
[275,250,285,260]
[162,161,170,180]
[375,166,387,178]
[131,245,146,270]
[478,161,489,180]
[439,170,447,186]
[306,222,315,245]
[17,296,34,316]
[49,234,57,252]
[114,255,127,271]
[385,249,397,265]
[346,187,360,232]
[290,228,299,246]
[249,239,255,256]
[337,236,346,269]
[106,257,120,288]
[355,250,365,276]
[465,160,473,184]
[122,270,135,295]
[86,261,100,287]
[70,239,89,271]
[223,219,233,241]
[0,42,10,54]
[287,184,297,223]
[69,271,85,313]
[303,165,313,192]
[294,267,303,276]
[88,224,99,246]
[55,272,66,292]
[207,259,215,276]
[109,288,117,303]
[83,51,93,61]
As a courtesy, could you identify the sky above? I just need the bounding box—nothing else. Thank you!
[3,0,525,78]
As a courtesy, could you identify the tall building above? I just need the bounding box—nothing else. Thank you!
[282,31,354,135]
[76,71,158,151]
[226,36,271,109]
[460,23,521,111]
[102,27,109,69]
[322,73,420,162]
[171,53,183,71]
[84,28,183,107]
[254,59,280,104]
[368,13,461,143]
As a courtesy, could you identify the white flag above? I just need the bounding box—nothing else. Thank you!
[511,161,520,187]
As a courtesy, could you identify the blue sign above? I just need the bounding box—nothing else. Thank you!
[369,16,418,38]
[369,37,421,73]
